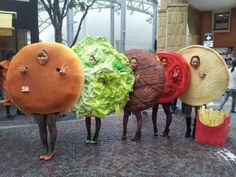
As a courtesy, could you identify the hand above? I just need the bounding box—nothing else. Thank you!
[57,64,68,76]
[19,64,28,74]
[135,74,140,82]
[199,73,206,79]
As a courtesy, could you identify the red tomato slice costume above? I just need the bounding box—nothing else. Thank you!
[156,51,190,104]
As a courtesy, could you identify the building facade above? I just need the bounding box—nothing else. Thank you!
[0,0,39,59]
[157,0,236,59]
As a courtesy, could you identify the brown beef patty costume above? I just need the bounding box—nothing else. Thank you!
[122,49,165,141]
[6,42,84,161]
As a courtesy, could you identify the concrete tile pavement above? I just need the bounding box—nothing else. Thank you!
[0,99,236,177]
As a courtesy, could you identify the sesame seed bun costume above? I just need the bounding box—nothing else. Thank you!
[6,42,84,114]
[124,49,165,111]
[72,36,134,117]
[156,51,191,104]
[178,45,229,106]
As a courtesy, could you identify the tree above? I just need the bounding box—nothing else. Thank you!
[40,0,96,46]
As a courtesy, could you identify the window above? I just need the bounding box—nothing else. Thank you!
[17,30,31,50]
[212,11,230,32]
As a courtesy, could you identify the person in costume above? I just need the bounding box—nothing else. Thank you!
[219,59,236,113]
[152,57,173,137]
[72,36,135,143]
[19,50,62,160]
[85,55,101,144]
[0,50,15,119]
[122,57,143,141]
[122,49,165,141]
[34,50,59,160]
[184,56,203,138]
[6,43,84,161]
[178,45,229,139]
[152,103,172,137]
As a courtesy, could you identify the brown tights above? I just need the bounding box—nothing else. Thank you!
[35,113,58,155]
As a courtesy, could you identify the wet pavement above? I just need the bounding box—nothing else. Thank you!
[0,100,236,177]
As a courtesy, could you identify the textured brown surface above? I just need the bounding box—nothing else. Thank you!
[6,42,84,114]
[124,49,165,111]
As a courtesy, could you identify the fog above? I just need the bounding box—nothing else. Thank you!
[40,9,153,50]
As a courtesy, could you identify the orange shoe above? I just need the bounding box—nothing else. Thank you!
[43,152,54,161]
[39,154,46,160]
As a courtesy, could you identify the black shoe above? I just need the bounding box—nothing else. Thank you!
[160,129,169,137]
[122,134,127,140]
[153,129,158,136]
[131,131,141,141]
[185,130,191,138]
[231,110,236,113]
[122,130,127,140]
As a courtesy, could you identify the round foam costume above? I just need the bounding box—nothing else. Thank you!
[178,45,229,106]
[156,51,191,103]
[6,42,84,114]
[124,49,165,111]
[72,36,134,117]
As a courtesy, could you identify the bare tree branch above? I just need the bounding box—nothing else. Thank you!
[40,0,95,43]
[62,0,69,17]
[70,0,96,47]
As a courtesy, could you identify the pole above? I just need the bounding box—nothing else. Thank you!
[120,0,126,52]
[110,2,115,47]
[67,0,74,46]
[152,0,158,52]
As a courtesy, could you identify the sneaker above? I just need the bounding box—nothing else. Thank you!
[90,140,97,144]
[85,139,91,144]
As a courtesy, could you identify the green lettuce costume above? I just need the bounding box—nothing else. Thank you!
[72,35,134,117]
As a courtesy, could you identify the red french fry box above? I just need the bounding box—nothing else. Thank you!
[195,115,230,147]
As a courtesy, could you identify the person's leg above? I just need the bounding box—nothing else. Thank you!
[131,111,142,141]
[219,91,230,110]
[44,113,58,161]
[91,117,101,144]
[35,114,48,160]
[16,108,24,115]
[122,108,130,140]
[85,117,91,143]
[152,104,159,136]
[230,91,236,112]
[0,88,3,100]
[161,103,172,137]
[5,105,11,119]
[185,104,192,138]
[192,106,200,139]
[171,98,178,113]
[181,102,186,113]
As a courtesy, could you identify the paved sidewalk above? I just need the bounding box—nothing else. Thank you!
[0,101,236,177]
